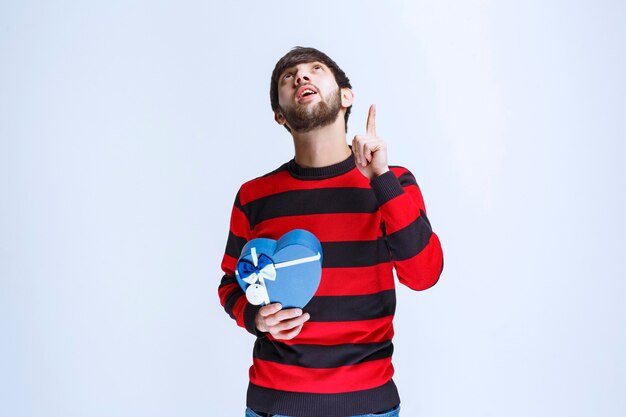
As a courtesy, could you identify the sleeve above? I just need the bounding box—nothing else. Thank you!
[218,190,265,336]
[369,167,444,290]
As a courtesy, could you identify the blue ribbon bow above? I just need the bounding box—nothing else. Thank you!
[236,248,277,305]
[237,253,275,282]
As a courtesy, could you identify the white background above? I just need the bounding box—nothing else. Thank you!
[1,1,625,416]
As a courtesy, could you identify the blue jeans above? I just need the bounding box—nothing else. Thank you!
[245,404,400,417]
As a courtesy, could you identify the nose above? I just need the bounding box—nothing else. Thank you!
[294,69,310,85]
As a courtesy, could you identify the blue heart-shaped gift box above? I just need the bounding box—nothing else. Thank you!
[235,229,323,309]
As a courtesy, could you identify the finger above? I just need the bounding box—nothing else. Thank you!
[265,308,303,327]
[353,135,369,167]
[361,138,372,166]
[259,303,282,317]
[275,324,304,340]
[352,136,362,165]
[366,104,377,137]
[271,313,310,332]
[366,138,385,162]
[274,308,303,322]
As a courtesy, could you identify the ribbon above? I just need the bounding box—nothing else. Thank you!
[236,248,276,305]
[274,253,321,269]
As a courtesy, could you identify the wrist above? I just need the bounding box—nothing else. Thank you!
[372,166,390,178]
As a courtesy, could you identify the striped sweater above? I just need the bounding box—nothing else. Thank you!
[219,155,443,417]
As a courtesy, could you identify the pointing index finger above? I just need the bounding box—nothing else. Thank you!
[366,104,377,137]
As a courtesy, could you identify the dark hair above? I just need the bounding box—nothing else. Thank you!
[270,46,352,132]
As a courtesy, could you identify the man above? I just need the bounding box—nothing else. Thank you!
[219,47,444,417]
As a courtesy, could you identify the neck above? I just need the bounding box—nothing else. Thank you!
[291,118,352,168]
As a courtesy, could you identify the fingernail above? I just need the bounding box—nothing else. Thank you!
[295,309,302,316]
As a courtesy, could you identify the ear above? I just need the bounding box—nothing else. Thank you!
[341,88,354,108]
[274,111,286,125]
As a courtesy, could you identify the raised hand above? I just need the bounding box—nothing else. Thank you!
[352,104,389,180]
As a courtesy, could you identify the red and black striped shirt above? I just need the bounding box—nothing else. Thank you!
[219,155,443,417]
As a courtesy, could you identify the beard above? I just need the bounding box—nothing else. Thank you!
[280,88,342,133]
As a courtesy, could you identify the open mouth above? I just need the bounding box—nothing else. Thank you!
[297,85,318,101]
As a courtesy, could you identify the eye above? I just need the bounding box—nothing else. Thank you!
[314,64,322,70]
[283,73,293,80]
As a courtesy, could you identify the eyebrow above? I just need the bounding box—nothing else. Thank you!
[280,62,325,78]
